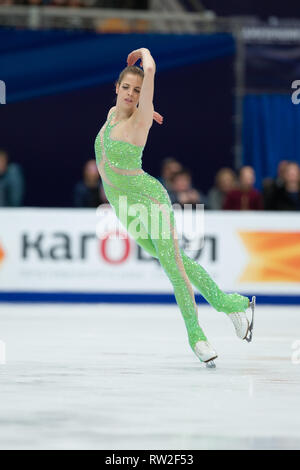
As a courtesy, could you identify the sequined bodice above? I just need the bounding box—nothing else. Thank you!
[94,112,144,171]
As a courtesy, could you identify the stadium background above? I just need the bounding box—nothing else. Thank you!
[0,1,300,302]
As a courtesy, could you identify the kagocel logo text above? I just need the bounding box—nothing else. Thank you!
[21,232,217,265]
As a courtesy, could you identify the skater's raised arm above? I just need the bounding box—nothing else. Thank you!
[127,48,156,128]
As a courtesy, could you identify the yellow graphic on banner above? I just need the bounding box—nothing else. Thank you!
[238,231,300,282]
[0,242,4,265]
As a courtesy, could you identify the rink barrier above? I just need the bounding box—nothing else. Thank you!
[1,209,299,299]
[0,292,300,305]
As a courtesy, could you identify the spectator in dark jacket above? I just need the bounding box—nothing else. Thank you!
[223,166,263,210]
[265,161,300,211]
[263,160,289,208]
[0,149,25,207]
[74,159,108,207]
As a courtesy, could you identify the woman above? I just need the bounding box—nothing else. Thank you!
[207,167,237,210]
[94,48,255,367]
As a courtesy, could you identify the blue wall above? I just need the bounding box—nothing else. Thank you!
[243,94,300,189]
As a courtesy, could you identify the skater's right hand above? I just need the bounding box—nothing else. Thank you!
[153,110,163,125]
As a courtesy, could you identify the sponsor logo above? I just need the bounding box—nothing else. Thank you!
[0,242,5,266]
[238,231,300,282]
[19,230,215,265]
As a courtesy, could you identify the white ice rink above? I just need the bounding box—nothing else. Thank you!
[0,303,299,450]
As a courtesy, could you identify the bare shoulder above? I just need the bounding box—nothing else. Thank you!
[107,106,116,120]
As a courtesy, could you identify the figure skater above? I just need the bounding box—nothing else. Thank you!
[94,48,255,367]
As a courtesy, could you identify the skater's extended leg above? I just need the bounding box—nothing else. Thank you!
[130,225,253,343]
[180,252,249,314]
[126,222,249,315]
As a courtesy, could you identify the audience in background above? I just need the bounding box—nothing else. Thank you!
[10,0,148,7]
[0,141,298,211]
[262,160,287,206]
[264,161,300,211]
[0,150,25,207]
[73,159,108,207]
[158,157,183,192]
[223,165,263,210]
[168,168,206,208]
[207,167,237,210]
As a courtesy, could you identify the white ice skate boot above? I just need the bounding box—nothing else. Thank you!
[193,341,218,368]
[228,296,255,342]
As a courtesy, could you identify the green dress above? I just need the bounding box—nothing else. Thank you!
[95,111,249,352]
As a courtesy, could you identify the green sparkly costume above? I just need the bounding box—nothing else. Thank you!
[94,112,249,352]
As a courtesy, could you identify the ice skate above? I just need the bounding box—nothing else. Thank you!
[228,295,255,342]
[193,340,218,368]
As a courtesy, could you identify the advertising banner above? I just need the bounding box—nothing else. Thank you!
[0,208,299,302]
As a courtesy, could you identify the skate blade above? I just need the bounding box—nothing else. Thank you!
[205,359,217,369]
[204,356,218,368]
[245,295,255,343]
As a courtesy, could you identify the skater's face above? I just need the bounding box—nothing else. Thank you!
[116,73,143,111]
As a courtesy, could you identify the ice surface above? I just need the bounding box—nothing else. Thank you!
[0,303,299,450]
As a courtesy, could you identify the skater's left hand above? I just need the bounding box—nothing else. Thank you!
[127,48,144,67]
[153,110,163,125]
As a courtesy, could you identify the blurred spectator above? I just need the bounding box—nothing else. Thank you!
[275,160,289,189]
[73,159,108,207]
[158,157,183,192]
[168,168,206,208]
[264,161,300,211]
[263,160,289,209]
[27,0,43,4]
[207,167,237,210]
[0,150,25,207]
[223,166,263,210]
[48,0,67,5]
[66,0,84,7]
[94,0,148,8]
[0,0,148,8]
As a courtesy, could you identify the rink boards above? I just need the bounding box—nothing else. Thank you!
[0,208,299,303]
